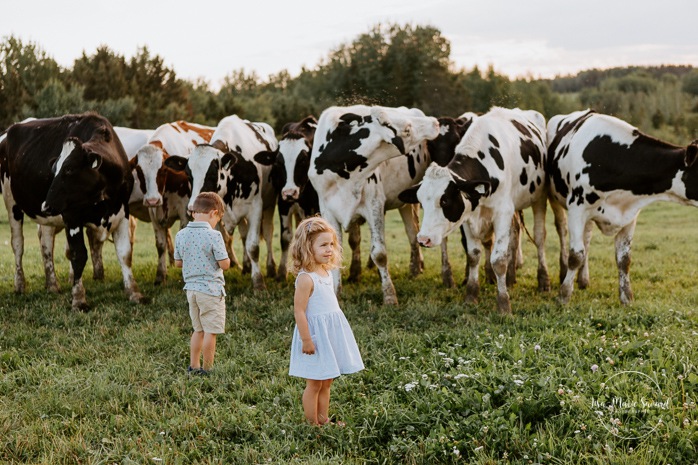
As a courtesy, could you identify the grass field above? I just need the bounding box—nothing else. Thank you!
[1,202,697,464]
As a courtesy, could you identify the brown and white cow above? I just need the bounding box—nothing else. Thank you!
[308,105,440,305]
[400,107,553,313]
[165,115,278,290]
[547,109,698,305]
[0,113,145,310]
[128,121,218,284]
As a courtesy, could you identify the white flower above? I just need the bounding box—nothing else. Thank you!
[534,344,541,351]
[404,382,418,392]
[474,446,484,452]
[452,446,460,456]
[591,364,599,372]
[514,379,524,386]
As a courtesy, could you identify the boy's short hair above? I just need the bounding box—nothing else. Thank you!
[192,192,225,215]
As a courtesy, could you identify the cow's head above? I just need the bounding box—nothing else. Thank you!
[259,116,317,201]
[44,134,109,216]
[165,143,225,212]
[398,165,490,247]
[370,106,440,156]
[427,116,477,167]
[132,144,169,207]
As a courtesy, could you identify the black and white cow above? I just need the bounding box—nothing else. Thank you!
[165,114,278,290]
[400,107,552,313]
[0,113,145,310]
[308,105,440,305]
[547,109,698,305]
[257,116,321,280]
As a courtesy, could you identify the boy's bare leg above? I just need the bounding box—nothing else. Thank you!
[190,331,204,369]
[202,333,217,371]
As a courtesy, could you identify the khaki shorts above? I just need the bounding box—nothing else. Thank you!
[186,290,226,334]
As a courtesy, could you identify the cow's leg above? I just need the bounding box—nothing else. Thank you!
[261,205,276,278]
[550,199,569,285]
[398,203,424,277]
[166,227,175,266]
[150,219,169,285]
[3,190,27,293]
[325,215,344,295]
[129,216,138,264]
[111,218,145,304]
[490,213,515,314]
[277,209,292,281]
[367,205,397,306]
[577,221,594,289]
[85,227,105,281]
[532,198,551,292]
[483,231,496,285]
[347,222,362,283]
[218,224,240,270]
[505,216,519,287]
[462,224,482,304]
[239,219,251,275]
[559,210,588,304]
[440,237,455,288]
[244,206,266,291]
[65,226,90,311]
[615,219,637,305]
[37,225,60,293]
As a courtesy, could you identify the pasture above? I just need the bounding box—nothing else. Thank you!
[1,202,697,464]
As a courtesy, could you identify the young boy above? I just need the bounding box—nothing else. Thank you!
[174,192,230,375]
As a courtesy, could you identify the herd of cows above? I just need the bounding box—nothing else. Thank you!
[0,106,697,312]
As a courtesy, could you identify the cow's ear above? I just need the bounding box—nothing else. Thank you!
[87,152,102,170]
[254,150,278,166]
[398,184,421,204]
[391,136,406,155]
[164,155,188,172]
[300,115,317,131]
[455,179,490,198]
[221,152,240,170]
[685,141,698,167]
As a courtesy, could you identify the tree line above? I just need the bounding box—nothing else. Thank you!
[2,24,697,143]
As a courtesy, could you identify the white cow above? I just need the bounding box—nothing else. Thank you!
[308,105,440,305]
[165,115,278,290]
[400,107,553,313]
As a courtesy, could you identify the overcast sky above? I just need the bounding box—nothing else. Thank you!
[2,0,696,88]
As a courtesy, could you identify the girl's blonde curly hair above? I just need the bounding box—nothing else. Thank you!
[289,216,343,275]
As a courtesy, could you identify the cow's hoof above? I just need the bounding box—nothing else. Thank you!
[497,295,512,314]
[47,284,61,294]
[72,302,91,312]
[383,295,398,306]
[252,275,266,291]
[266,266,277,279]
[129,292,150,304]
[464,294,478,305]
[442,273,455,289]
[92,271,105,281]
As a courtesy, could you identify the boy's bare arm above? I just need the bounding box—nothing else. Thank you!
[218,258,231,271]
[175,259,183,268]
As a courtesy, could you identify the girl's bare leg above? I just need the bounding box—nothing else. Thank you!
[302,379,323,424]
[317,378,334,424]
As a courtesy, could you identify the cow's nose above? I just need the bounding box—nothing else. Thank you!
[418,236,432,248]
[144,197,161,207]
[282,188,299,200]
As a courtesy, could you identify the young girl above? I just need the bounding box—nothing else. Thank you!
[288,216,364,426]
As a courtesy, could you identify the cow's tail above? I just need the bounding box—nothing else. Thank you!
[516,210,534,244]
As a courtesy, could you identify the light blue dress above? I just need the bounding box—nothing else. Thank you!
[289,270,364,380]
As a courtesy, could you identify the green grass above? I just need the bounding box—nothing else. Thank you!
[1,203,697,464]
